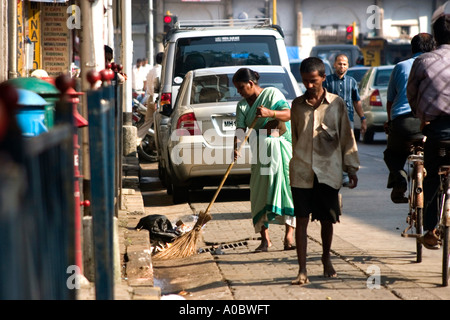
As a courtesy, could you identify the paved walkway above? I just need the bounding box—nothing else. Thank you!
[78,158,449,301]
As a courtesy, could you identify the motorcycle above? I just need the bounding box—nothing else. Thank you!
[132,95,158,162]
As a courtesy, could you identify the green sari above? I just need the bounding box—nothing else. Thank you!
[235,87,295,232]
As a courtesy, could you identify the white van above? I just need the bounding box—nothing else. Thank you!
[154,19,291,183]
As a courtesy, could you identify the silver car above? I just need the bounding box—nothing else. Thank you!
[355,65,394,143]
[158,65,301,204]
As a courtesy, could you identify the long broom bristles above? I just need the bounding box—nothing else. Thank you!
[152,210,212,260]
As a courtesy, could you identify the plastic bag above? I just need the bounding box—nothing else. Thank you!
[135,214,180,243]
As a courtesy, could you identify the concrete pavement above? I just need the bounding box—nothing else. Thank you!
[77,154,450,301]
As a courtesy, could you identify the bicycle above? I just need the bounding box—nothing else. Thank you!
[402,138,426,263]
[436,140,450,287]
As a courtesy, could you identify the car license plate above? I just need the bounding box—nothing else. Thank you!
[222,118,236,131]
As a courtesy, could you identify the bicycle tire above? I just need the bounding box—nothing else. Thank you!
[415,160,425,263]
[443,225,449,287]
[415,207,423,263]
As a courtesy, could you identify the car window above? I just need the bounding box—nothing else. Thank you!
[173,73,191,110]
[346,69,368,83]
[191,72,297,104]
[174,35,280,81]
[374,69,393,87]
[359,68,371,91]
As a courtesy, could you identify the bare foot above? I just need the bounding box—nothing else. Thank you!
[291,271,309,285]
[322,256,337,278]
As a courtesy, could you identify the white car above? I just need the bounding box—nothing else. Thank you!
[158,65,301,204]
[154,19,291,179]
[354,65,394,143]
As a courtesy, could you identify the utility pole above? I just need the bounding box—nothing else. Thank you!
[273,0,277,24]
[148,0,154,65]
[8,0,17,79]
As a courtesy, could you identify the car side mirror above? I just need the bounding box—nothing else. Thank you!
[160,104,172,116]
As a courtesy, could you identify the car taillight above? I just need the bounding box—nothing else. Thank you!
[369,89,382,106]
[160,92,171,106]
[176,112,201,136]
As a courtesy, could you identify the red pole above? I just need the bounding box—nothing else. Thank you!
[65,86,89,272]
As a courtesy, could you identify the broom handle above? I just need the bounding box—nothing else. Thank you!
[203,117,259,215]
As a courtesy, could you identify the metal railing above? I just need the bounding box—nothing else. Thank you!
[85,77,122,299]
[0,99,76,299]
[0,76,123,300]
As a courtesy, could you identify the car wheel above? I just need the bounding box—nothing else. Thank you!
[158,161,166,187]
[172,184,189,204]
[363,127,375,144]
[137,134,158,162]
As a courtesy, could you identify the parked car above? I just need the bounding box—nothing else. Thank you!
[310,44,363,67]
[346,66,370,86]
[154,19,292,194]
[354,65,394,143]
[158,65,301,204]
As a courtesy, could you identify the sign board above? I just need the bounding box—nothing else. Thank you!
[17,1,24,76]
[361,47,381,66]
[41,3,70,76]
[28,1,41,71]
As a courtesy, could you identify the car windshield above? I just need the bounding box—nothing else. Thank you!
[191,72,297,104]
[174,35,280,81]
[374,68,393,87]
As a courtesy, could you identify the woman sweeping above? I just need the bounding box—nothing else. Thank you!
[233,68,296,252]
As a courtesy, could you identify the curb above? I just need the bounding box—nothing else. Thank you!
[120,155,161,300]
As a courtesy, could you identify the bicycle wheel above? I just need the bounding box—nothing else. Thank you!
[443,225,449,287]
[415,207,423,263]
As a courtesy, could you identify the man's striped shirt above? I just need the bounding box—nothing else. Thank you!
[324,73,361,122]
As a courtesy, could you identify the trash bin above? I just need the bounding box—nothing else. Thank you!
[6,77,60,129]
[15,88,49,137]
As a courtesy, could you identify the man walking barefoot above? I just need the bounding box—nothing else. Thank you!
[289,57,360,284]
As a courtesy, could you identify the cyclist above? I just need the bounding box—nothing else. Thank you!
[407,2,450,249]
[384,33,435,204]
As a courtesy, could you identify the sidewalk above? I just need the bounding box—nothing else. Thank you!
[78,157,449,301]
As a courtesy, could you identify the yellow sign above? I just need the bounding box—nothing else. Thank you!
[361,47,380,66]
[28,1,41,71]
[17,1,24,76]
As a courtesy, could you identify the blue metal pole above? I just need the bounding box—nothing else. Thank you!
[87,88,114,300]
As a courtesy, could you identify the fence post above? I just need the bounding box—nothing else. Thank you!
[86,70,115,300]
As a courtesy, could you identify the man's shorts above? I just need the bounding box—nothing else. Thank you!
[291,175,341,223]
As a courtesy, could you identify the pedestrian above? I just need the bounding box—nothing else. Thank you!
[232,67,296,252]
[132,59,146,93]
[104,45,126,83]
[141,57,152,76]
[137,52,163,146]
[384,33,435,204]
[324,53,365,186]
[144,52,163,113]
[324,53,366,134]
[407,2,450,249]
[290,57,360,285]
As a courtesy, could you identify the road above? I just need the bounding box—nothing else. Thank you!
[141,132,450,301]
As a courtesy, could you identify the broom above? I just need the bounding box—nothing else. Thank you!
[153,117,259,260]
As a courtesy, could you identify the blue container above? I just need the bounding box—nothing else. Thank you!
[15,88,49,137]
